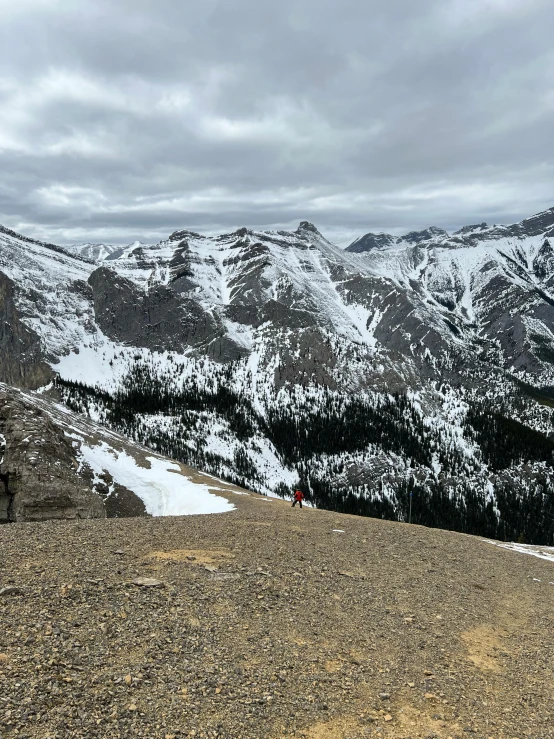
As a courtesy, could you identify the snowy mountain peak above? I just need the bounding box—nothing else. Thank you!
[516,205,554,238]
[168,229,205,243]
[453,222,489,236]
[347,232,396,253]
[347,205,554,254]
[402,226,449,244]
[65,243,122,262]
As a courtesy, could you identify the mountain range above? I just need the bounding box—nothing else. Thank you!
[2,206,554,541]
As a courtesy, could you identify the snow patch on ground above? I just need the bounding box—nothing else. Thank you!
[76,440,235,516]
[485,540,554,564]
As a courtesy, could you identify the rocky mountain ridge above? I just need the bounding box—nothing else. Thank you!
[346,206,554,252]
[2,206,554,538]
[4,205,554,388]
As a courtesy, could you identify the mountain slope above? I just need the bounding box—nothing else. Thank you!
[65,242,123,262]
[346,209,554,380]
[2,207,554,539]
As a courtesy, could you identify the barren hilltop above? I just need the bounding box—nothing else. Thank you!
[1,491,553,739]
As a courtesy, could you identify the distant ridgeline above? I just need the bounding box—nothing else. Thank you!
[56,364,554,546]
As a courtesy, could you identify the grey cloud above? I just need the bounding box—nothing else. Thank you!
[0,0,553,245]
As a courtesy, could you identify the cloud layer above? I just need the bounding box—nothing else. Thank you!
[0,0,553,245]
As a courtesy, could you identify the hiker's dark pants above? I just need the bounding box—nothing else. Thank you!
[292,500,302,508]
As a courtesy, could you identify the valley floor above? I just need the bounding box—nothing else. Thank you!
[0,491,553,739]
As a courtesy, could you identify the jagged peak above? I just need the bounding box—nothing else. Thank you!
[296,221,322,236]
[168,229,204,242]
[451,206,554,242]
[214,226,256,243]
[453,222,489,235]
[514,205,554,237]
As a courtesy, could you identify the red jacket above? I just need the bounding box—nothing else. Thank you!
[294,490,304,501]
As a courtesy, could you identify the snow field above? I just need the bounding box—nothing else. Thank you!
[76,441,235,516]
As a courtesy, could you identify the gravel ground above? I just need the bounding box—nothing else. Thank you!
[1,490,553,739]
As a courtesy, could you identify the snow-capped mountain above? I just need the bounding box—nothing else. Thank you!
[65,242,122,262]
[65,241,156,263]
[346,206,554,380]
[2,207,554,541]
[4,208,554,389]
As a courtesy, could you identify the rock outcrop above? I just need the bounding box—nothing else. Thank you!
[0,390,105,522]
[88,266,245,360]
[0,383,236,523]
[0,272,52,390]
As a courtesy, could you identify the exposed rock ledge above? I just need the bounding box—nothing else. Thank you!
[0,389,105,523]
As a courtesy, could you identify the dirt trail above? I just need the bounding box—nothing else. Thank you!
[1,489,553,738]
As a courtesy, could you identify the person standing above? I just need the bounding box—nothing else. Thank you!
[292,489,304,508]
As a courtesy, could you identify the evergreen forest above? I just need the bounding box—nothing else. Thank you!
[56,364,554,546]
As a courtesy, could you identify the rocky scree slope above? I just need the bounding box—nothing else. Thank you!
[2,210,554,538]
[1,499,554,739]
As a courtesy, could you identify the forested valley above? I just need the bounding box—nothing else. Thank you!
[56,362,554,545]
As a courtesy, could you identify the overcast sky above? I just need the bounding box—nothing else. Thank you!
[0,0,553,246]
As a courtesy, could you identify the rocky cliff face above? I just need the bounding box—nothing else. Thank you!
[0,272,52,390]
[0,389,105,522]
[87,266,237,359]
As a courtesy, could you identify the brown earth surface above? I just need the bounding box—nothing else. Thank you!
[1,489,554,739]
